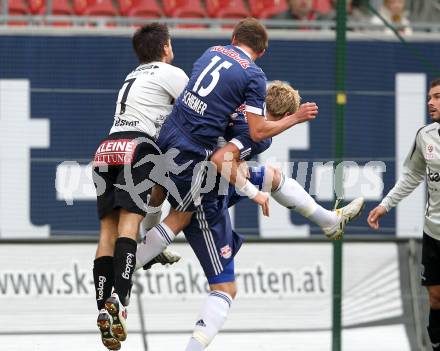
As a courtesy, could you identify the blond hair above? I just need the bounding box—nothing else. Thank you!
[265,81,301,119]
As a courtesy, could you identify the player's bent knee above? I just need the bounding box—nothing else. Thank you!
[264,164,282,191]
[118,210,144,239]
[165,208,193,233]
[209,281,237,299]
[148,185,166,208]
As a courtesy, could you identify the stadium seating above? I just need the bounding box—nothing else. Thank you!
[5,0,28,25]
[248,0,287,19]
[162,0,206,18]
[7,0,28,15]
[313,0,333,15]
[205,0,249,19]
[2,0,336,26]
[28,0,73,16]
[118,0,162,18]
[73,0,118,16]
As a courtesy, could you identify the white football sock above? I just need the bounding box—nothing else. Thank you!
[185,338,204,351]
[272,176,338,228]
[135,223,174,269]
[142,210,162,233]
[308,205,339,228]
[185,291,232,350]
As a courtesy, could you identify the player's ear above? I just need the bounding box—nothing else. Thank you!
[231,36,238,45]
[257,49,266,58]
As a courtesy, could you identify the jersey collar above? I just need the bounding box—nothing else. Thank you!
[233,46,252,60]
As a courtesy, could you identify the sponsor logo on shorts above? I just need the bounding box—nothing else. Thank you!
[94,139,137,166]
[220,245,232,259]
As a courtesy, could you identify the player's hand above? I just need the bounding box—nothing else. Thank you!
[253,191,270,217]
[367,205,387,230]
[290,102,318,125]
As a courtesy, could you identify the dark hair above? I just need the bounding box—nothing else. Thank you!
[431,78,440,88]
[232,17,268,54]
[132,23,170,64]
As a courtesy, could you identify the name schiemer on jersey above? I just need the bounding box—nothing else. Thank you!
[172,44,267,148]
[181,90,208,116]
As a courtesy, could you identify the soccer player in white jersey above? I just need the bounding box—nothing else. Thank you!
[368,78,440,351]
[91,23,188,350]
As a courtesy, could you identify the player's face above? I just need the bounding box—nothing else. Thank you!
[164,39,174,64]
[428,85,440,122]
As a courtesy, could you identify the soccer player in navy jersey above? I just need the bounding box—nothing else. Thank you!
[135,17,318,349]
[137,81,364,350]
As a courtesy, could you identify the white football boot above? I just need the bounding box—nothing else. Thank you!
[135,248,181,271]
[322,197,365,240]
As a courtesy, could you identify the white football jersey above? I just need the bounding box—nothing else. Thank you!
[109,61,189,138]
[380,122,440,239]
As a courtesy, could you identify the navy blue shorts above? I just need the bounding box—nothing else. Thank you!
[181,165,265,283]
[156,121,213,212]
[183,192,243,283]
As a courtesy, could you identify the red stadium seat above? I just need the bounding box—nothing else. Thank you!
[162,0,206,18]
[205,0,249,19]
[73,0,118,16]
[28,0,73,15]
[313,0,333,15]
[118,0,162,18]
[248,0,288,19]
[28,0,45,14]
[8,0,28,15]
[7,0,28,25]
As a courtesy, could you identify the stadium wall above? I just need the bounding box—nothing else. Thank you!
[0,240,422,351]
[1,33,440,238]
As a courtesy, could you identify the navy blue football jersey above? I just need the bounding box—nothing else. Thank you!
[168,45,267,148]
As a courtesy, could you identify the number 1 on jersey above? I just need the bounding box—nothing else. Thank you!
[193,56,232,97]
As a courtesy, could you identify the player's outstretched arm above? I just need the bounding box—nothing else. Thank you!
[210,143,269,216]
[367,205,387,230]
[247,102,318,142]
[368,128,426,231]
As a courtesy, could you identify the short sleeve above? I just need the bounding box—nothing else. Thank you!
[160,66,189,100]
[225,113,272,160]
[244,68,266,116]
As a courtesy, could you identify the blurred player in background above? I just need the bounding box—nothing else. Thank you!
[92,23,188,350]
[368,78,440,351]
